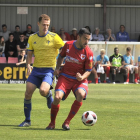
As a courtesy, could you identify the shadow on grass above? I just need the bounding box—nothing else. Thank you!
[0,124,18,127]
[74,128,90,130]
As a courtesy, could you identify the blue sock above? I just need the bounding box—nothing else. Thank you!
[24,99,31,121]
[46,90,52,98]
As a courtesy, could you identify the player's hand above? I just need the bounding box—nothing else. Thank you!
[54,69,60,76]
[27,64,33,76]
[76,72,84,81]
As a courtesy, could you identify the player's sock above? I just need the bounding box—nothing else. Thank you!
[106,67,110,77]
[112,74,116,82]
[46,90,52,98]
[124,74,127,82]
[135,74,138,80]
[50,103,60,124]
[126,73,129,82]
[24,99,31,121]
[95,78,98,83]
[65,100,82,123]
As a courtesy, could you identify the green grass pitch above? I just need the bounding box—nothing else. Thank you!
[0,84,140,140]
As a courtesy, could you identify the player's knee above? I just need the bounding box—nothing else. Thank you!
[39,88,49,97]
[25,91,32,100]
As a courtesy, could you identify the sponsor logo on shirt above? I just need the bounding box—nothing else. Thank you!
[65,55,82,64]
[66,49,69,53]
[81,54,86,60]
[89,56,93,60]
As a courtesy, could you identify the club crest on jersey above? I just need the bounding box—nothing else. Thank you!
[81,54,86,60]
[66,49,69,53]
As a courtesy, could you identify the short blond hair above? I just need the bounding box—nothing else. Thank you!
[39,14,50,22]
[100,49,105,53]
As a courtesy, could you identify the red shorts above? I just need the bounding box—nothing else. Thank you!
[55,75,88,100]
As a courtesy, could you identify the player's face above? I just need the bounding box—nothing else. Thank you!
[114,49,119,55]
[79,34,90,49]
[38,19,50,35]
[120,26,125,32]
[2,26,7,32]
[127,50,131,55]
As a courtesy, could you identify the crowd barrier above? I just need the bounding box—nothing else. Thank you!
[0,42,140,84]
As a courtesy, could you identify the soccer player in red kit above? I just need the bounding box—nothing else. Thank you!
[46,28,93,130]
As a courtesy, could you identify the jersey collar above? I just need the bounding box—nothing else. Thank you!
[37,31,49,37]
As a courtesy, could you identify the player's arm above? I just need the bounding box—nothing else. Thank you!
[76,71,91,81]
[101,61,111,66]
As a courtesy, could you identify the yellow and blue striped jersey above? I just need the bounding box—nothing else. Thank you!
[27,31,64,68]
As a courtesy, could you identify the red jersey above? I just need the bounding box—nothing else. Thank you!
[60,40,93,79]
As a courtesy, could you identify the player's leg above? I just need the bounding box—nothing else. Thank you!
[111,67,116,84]
[104,66,111,83]
[134,67,138,84]
[62,80,88,130]
[120,67,127,84]
[138,66,140,82]
[125,66,130,83]
[91,68,98,84]
[39,82,53,109]
[19,82,36,127]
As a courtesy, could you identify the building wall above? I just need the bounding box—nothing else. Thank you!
[0,0,140,40]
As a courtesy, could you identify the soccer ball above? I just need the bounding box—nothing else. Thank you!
[82,111,97,126]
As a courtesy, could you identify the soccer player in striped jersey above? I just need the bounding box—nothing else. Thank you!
[19,14,64,127]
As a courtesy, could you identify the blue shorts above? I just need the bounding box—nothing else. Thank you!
[27,67,54,89]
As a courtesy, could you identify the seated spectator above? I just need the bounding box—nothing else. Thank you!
[5,33,17,60]
[116,25,129,41]
[85,26,93,41]
[138,56,140,82]
[92,27,104,41]
[16,50,27,66]
[59,28,71,41]
[70,28,78,40]
[105,28,116,41]
[13,25,21,41]
[96,49,111,83]
[51,26,56,33]
[123,47,138,84]
[23,24,34,40]
[109,47,127,84]
[0,24,11,41]
[91,56,98,84]
[0,36,5,57]
[17,33,27,56]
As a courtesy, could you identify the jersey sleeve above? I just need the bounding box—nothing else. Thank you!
[109,56,113,62]
[60,43,67,57]
[121,55,124,61]
[138,56,140,62]
[85,50,93,71]
[96,55,100,61]
[54,34,65,49]
[93,56,95,62]
[105,55,109,62]
[27,36,33,51]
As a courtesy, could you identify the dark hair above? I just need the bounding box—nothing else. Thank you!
[126,47,131,51]
[27,24,32,28]
[0,36,4,46]
[114,47,119,52]
[15,25,20,28]
[78,28,90,36]
[20,33,24,36]
[2,24,7,28]
[120,25,125,28]
[84,26,91,33]
[9,33,14,36]
[39,14,50,23]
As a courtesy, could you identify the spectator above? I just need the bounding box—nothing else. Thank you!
[96,49,111,83]
[0,36,5,57]
[123,47,138,84]
[13,25,21,41]
[109,47,127,84]
[23,24,34,40]
[116,25,129,41]
[138,56,140,82]
[5,33,17,60]
[105,28,116,41]
[59,28,71,41]
[51,26,56,33]
[70,28,78,40]
[0,24,11,42]
[92,27,104,41]
[90,56,98,84]
[85,26,93,41]
[17,33,27,56]
[16,50,27,66]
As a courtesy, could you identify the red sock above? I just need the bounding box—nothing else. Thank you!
[135,74,138,80]
[50,103,60,124]
[106,67,110,77]
[95,78,98,83]
[126,73,129,82]
[65,100,82,123]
